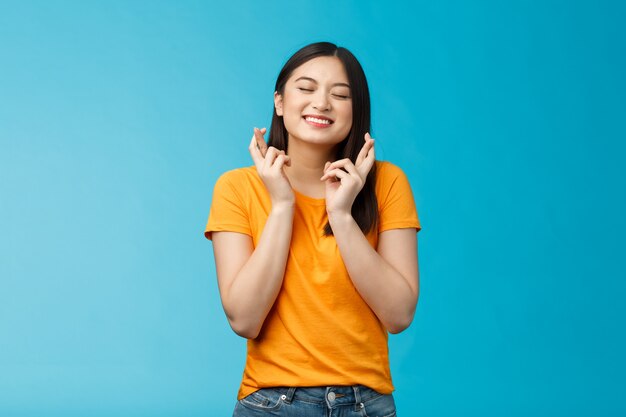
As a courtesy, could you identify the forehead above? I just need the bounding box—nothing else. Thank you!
[288,56,349,84]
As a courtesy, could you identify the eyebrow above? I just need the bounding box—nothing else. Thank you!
[294,76,351,89]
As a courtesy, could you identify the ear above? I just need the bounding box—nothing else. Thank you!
[274,91,284,116]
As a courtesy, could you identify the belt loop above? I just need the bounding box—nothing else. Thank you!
[353,386,364,411]
[284,387,296,404]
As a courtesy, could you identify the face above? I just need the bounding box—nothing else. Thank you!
[274,56,353,150]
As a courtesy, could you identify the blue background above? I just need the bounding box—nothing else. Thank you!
[1,1,625,415]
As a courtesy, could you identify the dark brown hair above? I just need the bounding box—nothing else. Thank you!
[268,42,378,236]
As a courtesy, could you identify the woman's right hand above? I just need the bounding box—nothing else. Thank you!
[248,127,295,207]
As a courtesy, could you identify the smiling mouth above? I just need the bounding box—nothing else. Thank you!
[303,115,334,126]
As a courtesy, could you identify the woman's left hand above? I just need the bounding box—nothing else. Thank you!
[321,133,375,216]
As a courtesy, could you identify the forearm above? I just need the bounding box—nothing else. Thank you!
[225,203,294,338]
[329,213,418,333]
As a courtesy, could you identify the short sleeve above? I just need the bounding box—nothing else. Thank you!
[376,162,421,233]
[204,171,252,240]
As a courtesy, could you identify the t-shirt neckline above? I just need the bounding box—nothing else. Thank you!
[293,188,326,206]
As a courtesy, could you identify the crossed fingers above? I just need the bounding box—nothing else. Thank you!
[248,127,290,171]
[320,133,375,182]
[249,127,268,167]
[355,132,375,174]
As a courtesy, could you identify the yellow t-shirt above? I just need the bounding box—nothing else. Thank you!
[205,161,420,399]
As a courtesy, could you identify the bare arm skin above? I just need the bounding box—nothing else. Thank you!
[328,217,419,334]
[212,128,295,339]
[322,134,419,333]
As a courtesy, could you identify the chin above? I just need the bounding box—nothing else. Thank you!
[303,128,349,143]
[302,134,345,147]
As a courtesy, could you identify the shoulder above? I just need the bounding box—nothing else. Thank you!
[214,166,261,189]
[217,165,258,183]
[212,166,263,200]
[374,160,411,190]
[374,160,416,206]
[375,160,406,177]
[374,160,420,231]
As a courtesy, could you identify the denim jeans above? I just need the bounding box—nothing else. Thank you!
[232,385,396,417]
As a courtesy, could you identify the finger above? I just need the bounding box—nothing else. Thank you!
[342,162,360,178]
[263,147,277,170]
[321,166,332,181]
[255,127,268,157]
[324,158,353,172]
[254,127,268,157]
[321,167,350,182]
[356,133,374,166]
[249,135,264,169]
[271,152,290,167]
[323,168,349,182]
[358,143,376,176]
[272,154,290,171]
[263,147,281,171]
[324,159,358,181]
[324,160,358,176]
[321,164,359,182]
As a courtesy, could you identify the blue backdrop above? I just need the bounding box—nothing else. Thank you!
[1,1,625,416]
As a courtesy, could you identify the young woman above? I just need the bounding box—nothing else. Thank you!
[205,42,421,417]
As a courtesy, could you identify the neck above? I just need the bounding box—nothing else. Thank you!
[284,136,338,196]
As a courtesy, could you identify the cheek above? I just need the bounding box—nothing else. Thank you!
[282,108,302,132]
[339,105,353,127]
[337,101,352,118]
[282,100,305,121]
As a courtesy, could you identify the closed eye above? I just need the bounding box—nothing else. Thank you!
[332,94,350,99]
[297,87,313,92]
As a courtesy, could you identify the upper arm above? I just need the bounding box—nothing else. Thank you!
[211,231,254,308]
[377,228,419,297]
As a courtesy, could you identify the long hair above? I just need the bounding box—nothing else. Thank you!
[268,42,378,236]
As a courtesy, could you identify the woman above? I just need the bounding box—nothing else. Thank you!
[205,42,421,416]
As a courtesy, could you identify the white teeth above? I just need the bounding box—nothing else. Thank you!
[305,116,331,124]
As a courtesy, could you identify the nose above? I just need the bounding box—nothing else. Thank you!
[312,91,331,112]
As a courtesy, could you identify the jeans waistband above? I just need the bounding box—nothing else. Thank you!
[271,385,382,406]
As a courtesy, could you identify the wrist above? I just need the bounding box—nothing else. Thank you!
[271,200,296,214]
[327,210,354,228]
